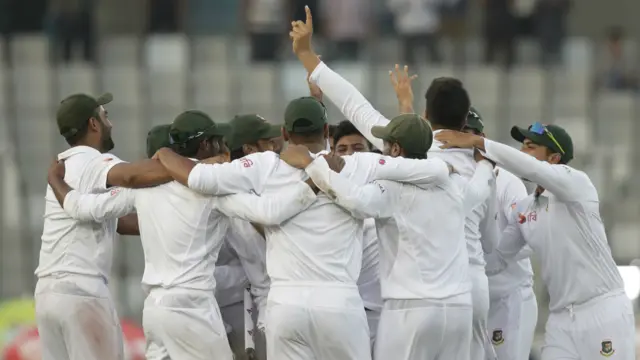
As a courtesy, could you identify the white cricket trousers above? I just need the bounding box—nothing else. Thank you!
[143,287,233,360]
[374,293,473,360]
[470,264,496,360]
[265,283,371,360]
[541,289,635,360]
[488,285,538,360]
[34,274,124,360]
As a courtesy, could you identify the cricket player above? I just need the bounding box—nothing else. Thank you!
[436,124,636,360]
[47,111,319,360]
[291,10,498,357]
[37,93,172,360]
[282,112,502,360]
[463,109,538,360]
[147,121,271,359]
[153,94,460,359]
[332,120,382,350]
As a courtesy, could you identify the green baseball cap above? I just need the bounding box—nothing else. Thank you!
[284,97,327,133]
[169,110,230,144]
[226,114,281,151]
[56,93,113,139]
[371,114,433,156]
[146,124,171,158]
[465,106,485,133]
[511,123,574,163]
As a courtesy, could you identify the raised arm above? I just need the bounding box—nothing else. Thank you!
[216,181,317,225]
[305,156,396,219]
[289,6,389,150]
[63,188,136,222]
[309,62,388,150]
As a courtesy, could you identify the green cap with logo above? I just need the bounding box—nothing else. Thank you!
[56,92,113,139]
[226,114,282,151]
[284,97,327,133]
[465,106,485,133]
[370,114,433,156]
[146,124,171,158]
[510,123,574,163]
[169,110,230,145]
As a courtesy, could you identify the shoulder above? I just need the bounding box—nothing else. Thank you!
[238,151,278,168]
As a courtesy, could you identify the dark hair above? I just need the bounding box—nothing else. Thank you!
[332,120,371,149]
[230,147,245,161]
[328,124,338,138]
[175,135,225,158]
[65,108,100,146]
[425,77,470,130]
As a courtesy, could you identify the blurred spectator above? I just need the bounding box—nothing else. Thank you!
[387,0,442,66]
[439,0,468,66]
[321,0,371,62]
[148,0,184,33]
[47,0,96,63]
[482,0,516,68]
[598,27,639,92]
[533,0,570,67]
[244,0,289,62]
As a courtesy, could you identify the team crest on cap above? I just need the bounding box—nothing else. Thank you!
[600,340,614,357]
[491,330,504,346]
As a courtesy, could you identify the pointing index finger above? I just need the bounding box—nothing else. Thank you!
[305,5,313,28]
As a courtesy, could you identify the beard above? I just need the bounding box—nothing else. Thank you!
[101,127,115,152]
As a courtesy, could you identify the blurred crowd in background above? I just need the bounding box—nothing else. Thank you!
[0,0,637,92]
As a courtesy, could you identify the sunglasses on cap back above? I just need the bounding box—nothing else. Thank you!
[529,122,565,155]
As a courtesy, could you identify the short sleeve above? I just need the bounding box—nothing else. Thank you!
[80,153,125,191]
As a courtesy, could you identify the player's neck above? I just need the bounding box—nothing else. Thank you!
[293,141,325,154]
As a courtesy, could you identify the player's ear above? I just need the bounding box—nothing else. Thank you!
[391,142,402,157]
[548,152,562,165]
[282,127,290,142]
[88,117,100,132]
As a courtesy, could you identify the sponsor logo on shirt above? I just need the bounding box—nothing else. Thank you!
[518,213,526,224]
[491,329,504,346]
[600,340,614,357]
[240,158,254,168]
[517,211,537,223]
[110,188,121,196]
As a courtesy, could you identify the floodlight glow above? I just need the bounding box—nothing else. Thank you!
[618,266,640,301]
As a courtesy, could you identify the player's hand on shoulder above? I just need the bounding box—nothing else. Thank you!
[280,144,314,169]
[47,158,65,182]
[322,153,345,173]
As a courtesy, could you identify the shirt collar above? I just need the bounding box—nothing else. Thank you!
[58,145,101,161]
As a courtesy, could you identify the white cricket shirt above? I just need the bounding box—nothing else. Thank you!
[306,155,482,300]
[63,176,315,292]
[37,146,124,281]
[483,139,625,311]
[486,168,534,300]
[309,61,498,267]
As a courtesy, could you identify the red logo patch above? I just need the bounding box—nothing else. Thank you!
[240,158,254,168]
[379,159,386,165]
[518,213,526,224]
[110,188,121,196]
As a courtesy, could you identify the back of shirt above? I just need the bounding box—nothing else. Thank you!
[377,178,471,300]
[37,146,123,280]
[430,136,490,266]
[263,158,364,286]
[135,181,228,292]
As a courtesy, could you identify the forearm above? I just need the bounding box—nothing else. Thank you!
[157,149,195,186]
[48,176,74,208]
[108,160,173,188]
[298,50,322,77]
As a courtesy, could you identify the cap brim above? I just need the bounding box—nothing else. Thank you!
[95,93,113,106]
[261,124,282,139]
[371,125,391,140]
[510,125,551,146]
